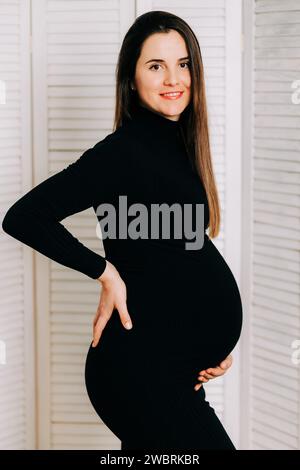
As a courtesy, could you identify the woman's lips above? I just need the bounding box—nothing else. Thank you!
[160,91,184,100]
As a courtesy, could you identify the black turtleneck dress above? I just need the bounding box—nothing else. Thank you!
[2,103,243,450]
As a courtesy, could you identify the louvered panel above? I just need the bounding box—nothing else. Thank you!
[251,2,300,451]
[52,414,98,424]
[52,372,90,385]
[52,360,87,371]
[253,334,296,363]
[0,0,32,450]
[251,434,294,450]
[253,263,299,287]
[254,242,299,264]
[253,149,299,163]
[253,275,298,297]
[255,159,300,176]
[30,0,136,450]
[253,214,299,239]
[251,383,298,415]
[251,417,298,449]
[254,102,300,118]
[51,423,120,449]
[51,292,100,307]
[250,351,298,381]
[253,294,298,318]
[252,366,298,395]
[254,170,300,187]
[51,357,87,368]
[49,92,115,107]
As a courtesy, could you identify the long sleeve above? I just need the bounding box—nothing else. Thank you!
[1,139,120,280]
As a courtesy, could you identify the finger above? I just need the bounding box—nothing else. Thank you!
[220,354,233,369]
[92,313,110,347]
[205,367,223,377]
[194,383,202,391]
[93,311,100,327]
[198,368,218,376]
[198,376,208,383]
[117,301,133,330]
[93,297,113,328]
[92,302,112,344]
[220,359,231,369]
[198,372,214,380]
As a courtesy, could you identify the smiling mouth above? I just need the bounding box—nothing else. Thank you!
[160,91,184,100]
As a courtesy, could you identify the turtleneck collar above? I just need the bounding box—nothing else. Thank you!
[122,100,197,172]
[124,101,182,136]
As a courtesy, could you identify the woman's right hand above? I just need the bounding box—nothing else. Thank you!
[92,260,133,347]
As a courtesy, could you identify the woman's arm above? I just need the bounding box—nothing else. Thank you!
[2,140,120,280]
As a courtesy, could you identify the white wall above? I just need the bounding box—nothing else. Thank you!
[242,0,300,450]
[0,0,35,449]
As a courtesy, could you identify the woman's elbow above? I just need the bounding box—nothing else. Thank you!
[2,205,21,236]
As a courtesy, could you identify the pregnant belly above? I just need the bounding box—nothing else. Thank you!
[99,238,243,374]
[176,240,243,368]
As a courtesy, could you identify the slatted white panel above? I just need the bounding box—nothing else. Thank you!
[31,0,135,449]
[251,0,300,449]
[0,0,35,449]
[137,0,242,446]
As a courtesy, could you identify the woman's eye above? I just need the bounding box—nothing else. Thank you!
[180,62,190,69]
[149,62,190,71]
[149,64,161,71]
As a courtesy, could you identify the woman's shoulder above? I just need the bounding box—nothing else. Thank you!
[92,122,136,155]
[76,123,136,174]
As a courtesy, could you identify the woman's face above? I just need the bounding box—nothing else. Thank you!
[133,30,191,121]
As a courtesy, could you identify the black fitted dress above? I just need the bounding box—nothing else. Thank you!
[2,103,243,450]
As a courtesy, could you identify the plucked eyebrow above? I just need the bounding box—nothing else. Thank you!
[145,56,190,64]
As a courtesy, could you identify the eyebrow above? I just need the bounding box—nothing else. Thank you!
[145,56,190,64]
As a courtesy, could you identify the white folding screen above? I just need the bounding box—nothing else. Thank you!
[0,0,35,450]
[137,0,243,447]
[247,0,300,450]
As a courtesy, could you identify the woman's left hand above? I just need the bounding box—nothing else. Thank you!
[194,354,233,391]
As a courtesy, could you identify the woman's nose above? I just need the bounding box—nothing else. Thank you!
[164,69,180,86]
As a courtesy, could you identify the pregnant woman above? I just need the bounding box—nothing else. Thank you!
[2,11,243,449]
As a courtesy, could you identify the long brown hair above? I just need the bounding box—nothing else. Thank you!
[113,10,220,239]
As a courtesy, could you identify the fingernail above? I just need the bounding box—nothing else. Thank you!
[125,321,132,329]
